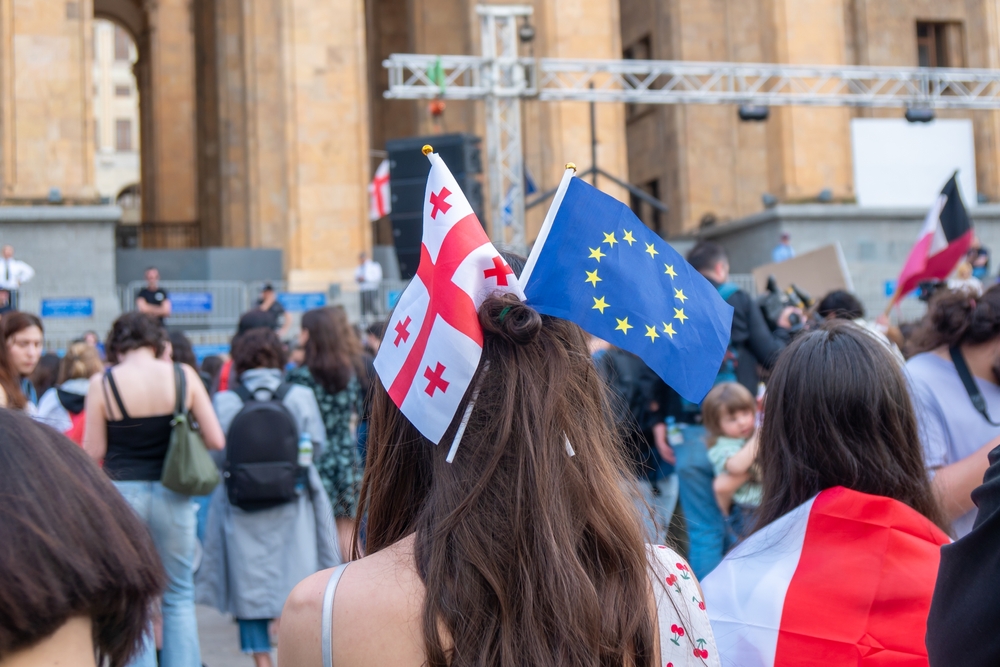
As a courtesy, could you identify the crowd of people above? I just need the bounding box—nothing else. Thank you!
[2,244,1000,667]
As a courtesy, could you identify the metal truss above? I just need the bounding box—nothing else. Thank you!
[385,55,1000,110]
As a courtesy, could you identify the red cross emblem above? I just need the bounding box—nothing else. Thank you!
[423,362,450,396]
[483,256,514,286]
[429,187,453,219]
[393,316,411,346]
[386,213,487,405]
[371,169,390,217]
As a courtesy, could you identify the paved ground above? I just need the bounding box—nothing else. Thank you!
[198,605,264,667]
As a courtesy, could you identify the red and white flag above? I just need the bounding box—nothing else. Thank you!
[369,159,391,221]
[374,148,523,444]
[702,487,949,666]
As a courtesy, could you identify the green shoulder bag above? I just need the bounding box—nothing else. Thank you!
[161,363,220,496]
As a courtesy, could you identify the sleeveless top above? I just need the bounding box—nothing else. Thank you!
[102,370,175,481]
[319,545,720,667]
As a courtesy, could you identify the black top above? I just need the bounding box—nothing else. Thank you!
[719,284,790,394]
[927,443,1000,667]
[137,287,169,323]
[254,299,285,330]
[101,369,174,481]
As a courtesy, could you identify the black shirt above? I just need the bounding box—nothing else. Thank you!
[255,300,286,330]
[714,282,790,394]
[137,287,169,321]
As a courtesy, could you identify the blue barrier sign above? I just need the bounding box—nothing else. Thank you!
[884,280,897,298]
[41,298,93,318]
[193,343,230,362]
[387,290,403,310]
[278,292,327,312]
[171,292,213,314]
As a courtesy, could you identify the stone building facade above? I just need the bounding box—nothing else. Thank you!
[0,0,627,287]
[621,0,1000,237]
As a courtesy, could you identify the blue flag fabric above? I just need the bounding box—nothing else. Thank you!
[524,178,734,403]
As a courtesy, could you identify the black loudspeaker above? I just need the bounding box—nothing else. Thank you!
[386,134,483,278]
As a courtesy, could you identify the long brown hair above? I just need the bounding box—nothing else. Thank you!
[754,321,948,535]
[909,284,1000,355]
[301,306,363,393]
[357,293,658,667]
[0,322,26,409]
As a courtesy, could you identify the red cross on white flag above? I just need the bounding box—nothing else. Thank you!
[368,159,391,221]
[374,147,524,444]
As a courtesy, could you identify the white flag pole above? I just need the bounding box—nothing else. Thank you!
[520,164,577,287]
[445,361,489,464]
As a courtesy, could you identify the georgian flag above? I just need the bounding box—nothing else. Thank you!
[369,159,391,221]
[374,149,523,444]
[892,173,973,304]
[702,487,949,667]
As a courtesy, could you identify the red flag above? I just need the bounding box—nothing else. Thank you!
[703,487,949,666]
[892,174,972,304]
[369,159,391,221]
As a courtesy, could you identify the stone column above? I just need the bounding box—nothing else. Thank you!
[0,0,96,202]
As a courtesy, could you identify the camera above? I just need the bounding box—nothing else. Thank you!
[757,275,813,332]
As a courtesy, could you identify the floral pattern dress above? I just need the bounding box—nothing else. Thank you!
[650,545,721,667]
[286,366,361,518]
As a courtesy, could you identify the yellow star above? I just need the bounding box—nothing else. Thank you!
[585,269,601,287]
[615,317,633,334]
[644,243,659,258]
[674,288,688,303]
[592,296,610,314]
[674,308,688,324]
[588,246,606,262]
[622,230,636,246]
[644,325,659,342]
[664,264,678,279]
[662,322,676,339]
[603,232,618,247]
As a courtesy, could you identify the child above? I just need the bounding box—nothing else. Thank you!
[702,382,762,550]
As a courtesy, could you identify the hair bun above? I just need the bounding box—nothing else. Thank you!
[479,295,542,346]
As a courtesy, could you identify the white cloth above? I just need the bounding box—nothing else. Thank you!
[0,257,34,289]
[355,259,383,292]
[35,379,90,432]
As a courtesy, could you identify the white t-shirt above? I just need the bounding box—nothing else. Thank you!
[907,351,1000,536]
[355,259,383,291]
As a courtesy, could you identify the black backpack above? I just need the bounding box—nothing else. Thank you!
[223,382,300,511]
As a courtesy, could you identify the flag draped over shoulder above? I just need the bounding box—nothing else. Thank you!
[892,173,972,303]
[522,177,733,404]
[374,150,523,444]
[702,487,950,667]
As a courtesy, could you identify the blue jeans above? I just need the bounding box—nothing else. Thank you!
[114,481,201,667]
[238,619,273,654]
[674,425,726,579]
[634,475,680,543]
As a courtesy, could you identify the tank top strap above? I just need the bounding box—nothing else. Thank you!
[321,563,350,667]
[103,369,129,420]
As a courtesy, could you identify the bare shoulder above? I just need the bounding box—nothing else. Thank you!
[278,569,334,667]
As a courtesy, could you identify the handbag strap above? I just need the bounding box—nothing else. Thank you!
[173,363,186,418]
[949,346,1000,426]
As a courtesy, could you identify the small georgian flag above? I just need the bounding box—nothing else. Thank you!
[369,159,391,221]
[374,148,524,444]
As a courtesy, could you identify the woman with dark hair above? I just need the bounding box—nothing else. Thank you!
[906,284,1000,536]
[168,329,214,392]
[703,322,949,664]
[3,311,43,404]
[201,327,335,667]
[30,351,61,397]
[83,311,225,667]
[287,306,364,556]
[278,294,718,667]
[0,331,26,410]
[0,409,163,667]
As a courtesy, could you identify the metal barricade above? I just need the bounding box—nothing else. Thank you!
[123,280,249,330]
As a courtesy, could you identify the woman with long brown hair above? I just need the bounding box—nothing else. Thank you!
[278,294,717,667]
[0,329,26,410]
[287,306,365,558]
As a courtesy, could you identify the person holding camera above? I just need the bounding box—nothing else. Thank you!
[687,241,800,395]
[907,285,1000,537]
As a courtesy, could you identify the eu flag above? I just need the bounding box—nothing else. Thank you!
[523,177,734,403]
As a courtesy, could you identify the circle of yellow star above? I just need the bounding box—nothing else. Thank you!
[644,325,659,342]
[664,264,678,279]
[585,269,601,287]
[622,230,636,246]
[588,246,606,262]
[644,243,659,258]
[674,288,688,303]
[662,322,676,339]
[615,317,633,334]
[674,308,688,324]
[603,232,618,247]
[592,296,610,314]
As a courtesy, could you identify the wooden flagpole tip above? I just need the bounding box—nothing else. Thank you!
[565,162,577,171]
[422,145,434,156]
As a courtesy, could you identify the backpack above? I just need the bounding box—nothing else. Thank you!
[223,382,301,511]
